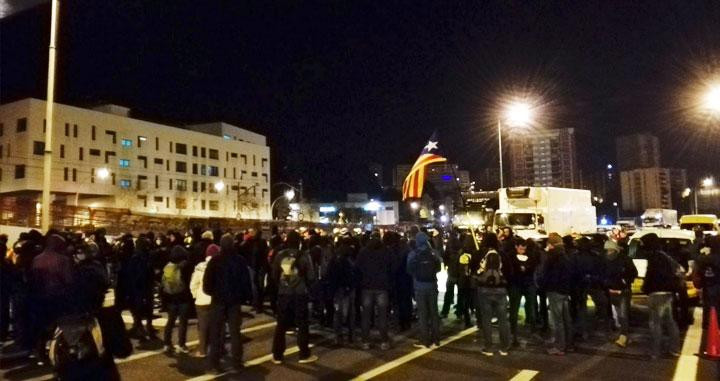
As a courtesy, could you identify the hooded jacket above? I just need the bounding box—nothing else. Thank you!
[357,235,392,291]
[30,234,74,298]
[203,235,252,305]
[406,232,442,291]
[537,245,572,295]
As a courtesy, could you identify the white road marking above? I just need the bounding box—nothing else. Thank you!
[349,326,479,381]
[509,369,539,381]
[185,344,314,381]
[672,307,704,381]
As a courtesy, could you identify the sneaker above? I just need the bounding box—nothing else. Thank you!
[298,355,319,364]
[271,357,283,365]
[615,334,628,348]
[177,345,190,354]
[547,348,565,356]
[379,342,390,351]
[499,350,509,356]
[480,349,494,356]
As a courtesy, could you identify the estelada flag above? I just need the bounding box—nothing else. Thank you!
[402,132,447,200]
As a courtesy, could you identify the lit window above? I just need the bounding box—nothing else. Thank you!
[121,139,132,148]
[119,159,130,168]
[223,134,232,140]
[119,179,131,189]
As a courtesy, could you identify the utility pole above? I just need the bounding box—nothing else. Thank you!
[41,0,60,232]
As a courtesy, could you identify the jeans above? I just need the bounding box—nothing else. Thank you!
[253,267,268,311]
[648,292,679,356]
[130,294,154,336]
[674,285,692,328]
[547,292,572,351]
[207,303,243,368]
[574,288,609,337]
[195,305,212,356]
[361,289,389,343]
[273,294,311,360]
[441,277,457,315]
[456,287,474,326]
[477,288,511,351]
[508,284,537,338]
[163,301,189,347]
[416,289,440,346]
[609,290,630,335]
[333,289,356,340]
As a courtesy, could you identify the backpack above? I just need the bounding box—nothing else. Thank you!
[279,249,304,290]
[49,314,104,370]
[476,249,506,287]
[162,262,185,295]
[414,249,440,282]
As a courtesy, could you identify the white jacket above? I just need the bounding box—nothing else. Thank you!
[190,257,212,306]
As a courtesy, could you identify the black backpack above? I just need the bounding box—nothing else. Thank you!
[49,314,104,371]
[477,250,506,287]
[414,249,440,282]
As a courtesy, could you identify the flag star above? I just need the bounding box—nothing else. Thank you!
[424,141,439,151]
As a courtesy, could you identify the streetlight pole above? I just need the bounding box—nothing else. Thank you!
[41,0,60,232]
[498,119,503,188]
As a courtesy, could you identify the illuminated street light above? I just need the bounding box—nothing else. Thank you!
[285,189,296,201]
[682,188,692,198]
[97,167,110,180]
[214,181,225,192]
[410,201,419,210]
[702,177,715,188]
[438,204,446,211]
[702,85,720,114]
[497,97,537,188]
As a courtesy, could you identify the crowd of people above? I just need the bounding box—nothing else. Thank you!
[1,223,719,379]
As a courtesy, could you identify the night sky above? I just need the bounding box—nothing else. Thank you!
[3,1,720,200]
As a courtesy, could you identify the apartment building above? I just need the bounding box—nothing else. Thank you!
[0,98,271,220]
[508,128,579,188]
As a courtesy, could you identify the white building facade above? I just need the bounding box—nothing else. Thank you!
[0,98,271,220]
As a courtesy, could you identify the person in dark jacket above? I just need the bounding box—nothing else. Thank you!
[507,237,540,345]
[0,235,12,341]
[537,233,573,355]
[456,234,477,328]
[270,231,318,364]
[327,236,360,345]
[407,232,442,348]
[666,239,693,330]
[125,237,156,341]
[641,233,680,359]
[392,232,415,331]
[695,236,720,329]
[161,245,193,354]
[602,238,637,348]
[570,237,607,341]
[441,231,462,318]
[474,232,512,355]
[357,232,393,350]
[203,233,252,372]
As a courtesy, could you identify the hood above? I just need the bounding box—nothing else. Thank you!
[415,232,430,250]
[170,245,189,263]
[44,234,66,253]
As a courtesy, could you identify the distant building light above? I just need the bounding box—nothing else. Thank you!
[364,201,381,212]
[121,139,132,148]
[441,175,453,182]
[319,206,337,213]
[607,164,613,169]
[223,134,232,140]
[600,217,608,225]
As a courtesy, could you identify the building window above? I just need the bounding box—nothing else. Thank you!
[33,141,45,156]
[166,160,170,171]
[64,123,69,137]
[105,130,117,144]
[231,152,237,158]
[223,134,232,140]
[209,200,219,211]
[138,155,147,168]
[64,167,69,181]
[90,168,95,183]
[154,158,163,165]
[209,166,219,176]
[90,149,101,156]
[112,172,116,185]
[200,164,207,176]
[0,145,3,158]
[169,141,173,153]
[201,147,206,158]
[176,179,187,191]
[16,118,27,133]
[73,124,78,138]
[226,152,229,161]
[120,179,131,189]
[251,171,258,177]
[15,165,25,179]
[253,155,256,166]
[209,182,217,193]
[262,158,268,168]
[154,196,163,203]
[79,147,84,161]
[138,136,147,148]
[72,168,77,182]
[201,200,206,209]
[138,195,147,207]
[60,144,64,158]
[192,163,198,175]
[176,198,187,209]
[121,139,132,148]
[192,146,198,156]
[223,168,227,177]
[155,175,159,189]
[166,197,169,208]
[0,123,4,136]
[233,168,236,179]
[201,182,206,192]
[92,125,96,140]
[155,137,159,150]
[169,179,173,190]
[240,154,247,165]
[105,151,116,164]
[175,143,187,155]
[119,159,130,168]
[262,173,268,183]
[193,181,198,192]
[209,149,219,160]
[176,161,187,173]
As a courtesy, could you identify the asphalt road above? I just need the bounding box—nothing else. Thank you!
[1,297,717,381]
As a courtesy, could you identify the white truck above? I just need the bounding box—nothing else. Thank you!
[493,187,597,239]
[641,208,678,228]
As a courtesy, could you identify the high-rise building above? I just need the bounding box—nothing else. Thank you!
[615,133,661,171]
[619,167,684,212]
[0,98,271,221]
[476,167,500,191]
[508,128,579,188]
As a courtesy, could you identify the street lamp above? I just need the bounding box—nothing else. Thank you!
[410,201,419,210]
[271,189,297,220]
[498,98,536,188]
[702,85,720,115]
[214,181,225,192]
[96,167,110,180]
[702,177,714,188]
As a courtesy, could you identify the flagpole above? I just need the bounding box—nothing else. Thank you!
[497,119,504,189]
[41,0,60,232]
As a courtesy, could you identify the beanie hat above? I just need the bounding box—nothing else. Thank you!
[205,243,221,257]
[547,233,563,247]
[201,230,214,240]
[604,239,620,253]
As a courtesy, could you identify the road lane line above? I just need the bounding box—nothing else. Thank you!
[672,307,704,381]
[185,344,314,381]
[509,369,539,381]
[350,326,478,381]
